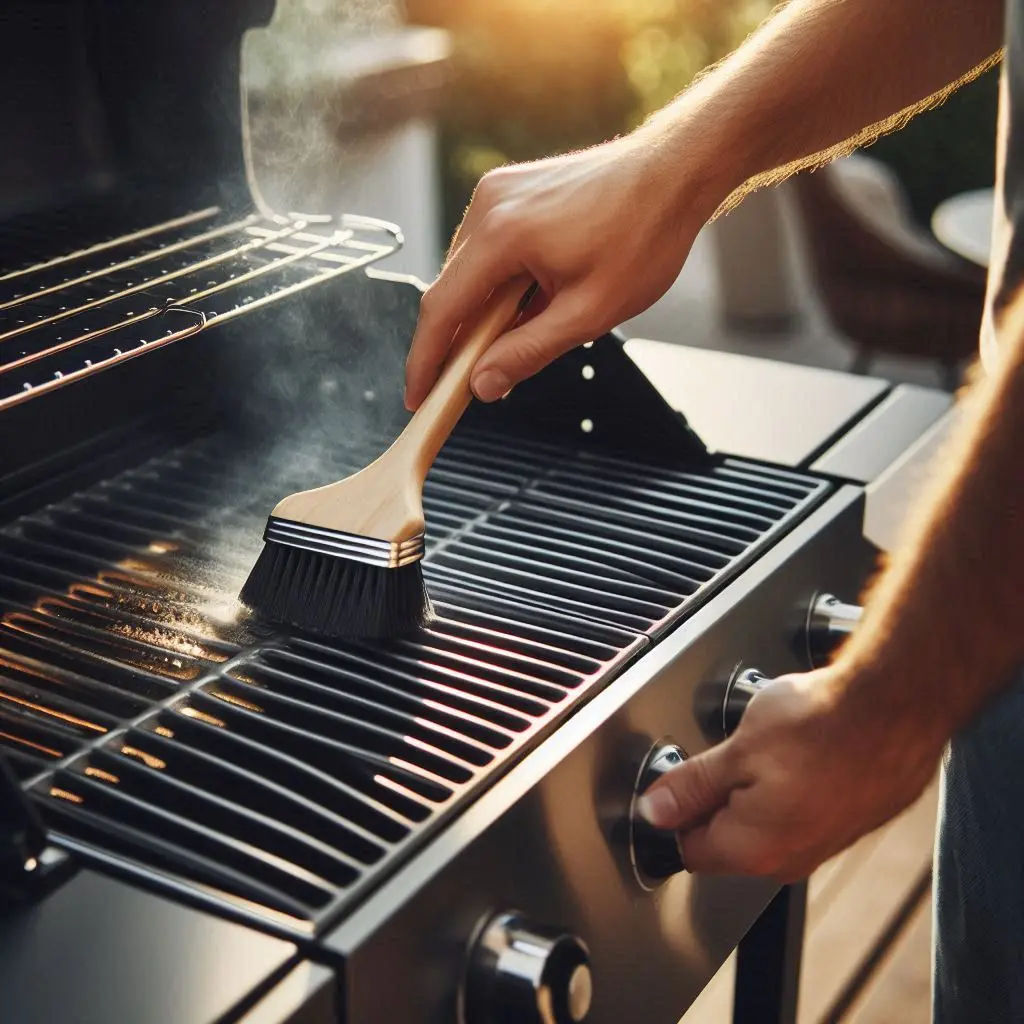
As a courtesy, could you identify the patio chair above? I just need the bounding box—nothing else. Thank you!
[791,154,986,389]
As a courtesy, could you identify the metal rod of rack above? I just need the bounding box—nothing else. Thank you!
[0,219,311,344]
[0,207,403,411]
[0,307,165,378]
[0,215,260,313]
[1,308,207,410]
[0,207,221,285]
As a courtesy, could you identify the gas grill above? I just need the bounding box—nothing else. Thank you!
[0,3,952,1023]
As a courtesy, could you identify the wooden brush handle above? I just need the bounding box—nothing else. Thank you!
[270,276,533,542]
[397,275,534,480]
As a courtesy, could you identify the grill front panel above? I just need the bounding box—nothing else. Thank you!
[0,427,828,934]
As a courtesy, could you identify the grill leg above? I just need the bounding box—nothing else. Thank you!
[732,881,808,1024]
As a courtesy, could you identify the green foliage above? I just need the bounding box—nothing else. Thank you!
[405,1,998,241]
[406,0,772,240]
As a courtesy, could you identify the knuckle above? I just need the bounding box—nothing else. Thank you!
[474,170,505,204]
[418,286,440,318]
[480,204,519,242]
[572,287,617,334]
[687,757,718,802]
[675,756,720,818]
[501,333,549,376]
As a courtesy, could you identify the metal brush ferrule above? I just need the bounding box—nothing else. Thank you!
[265,517,424,568]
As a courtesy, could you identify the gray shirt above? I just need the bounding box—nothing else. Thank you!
[981,1,1024,368]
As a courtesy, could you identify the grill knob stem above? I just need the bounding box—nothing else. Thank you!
[463,911,592,1024]
[722,668,773,737]
[806,592,863,668]
[631,743,688,884]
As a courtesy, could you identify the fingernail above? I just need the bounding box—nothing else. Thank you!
[472,368,511,403]
[636,787,681,828]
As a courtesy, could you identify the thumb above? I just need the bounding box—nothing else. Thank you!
[635,745,735,831]
[470,287,594,402]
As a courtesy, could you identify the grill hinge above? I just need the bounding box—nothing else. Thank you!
[0,758,76,905]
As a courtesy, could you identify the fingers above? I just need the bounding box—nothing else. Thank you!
[469,287,596,402]
[405,233,526,410]
[680,814,824,881]
[445,178,493,258]
[635,744,736,832]
[677,816,769,875]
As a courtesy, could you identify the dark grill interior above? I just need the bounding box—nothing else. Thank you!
[0,426,828,935]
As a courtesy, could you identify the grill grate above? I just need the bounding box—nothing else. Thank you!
[0,428,828,934]
[0,207,400,410]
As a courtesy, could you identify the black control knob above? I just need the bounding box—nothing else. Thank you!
[806,592,863,668]
[631,743,688,885]
[463,911,592,1024]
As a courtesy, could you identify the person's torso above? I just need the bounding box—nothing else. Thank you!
[981,1,1024,367]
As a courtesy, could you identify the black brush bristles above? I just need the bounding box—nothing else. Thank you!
[239,540,432,640]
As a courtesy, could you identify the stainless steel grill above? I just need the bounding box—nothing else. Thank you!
[0,7,945,1022]
[0,207,401,409]
[0,425,828,936]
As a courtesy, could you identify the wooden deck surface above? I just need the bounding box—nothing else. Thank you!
[680,779,938,1023]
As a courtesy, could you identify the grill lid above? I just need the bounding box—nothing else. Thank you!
[1,1,273,218]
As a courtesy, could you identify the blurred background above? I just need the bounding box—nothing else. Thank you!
[243,0,999,389]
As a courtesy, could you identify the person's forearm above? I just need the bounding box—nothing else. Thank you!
[641,0,1003,220]
[832,295,1024,745]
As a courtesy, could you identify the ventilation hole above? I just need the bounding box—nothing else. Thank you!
[581,365,595,381]
[580,419,594,434]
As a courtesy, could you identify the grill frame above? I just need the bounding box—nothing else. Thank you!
[0,423,831,940]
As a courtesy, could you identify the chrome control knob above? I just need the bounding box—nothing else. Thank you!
[463,911,592,1024]
[631,743,688,885]
[806,592,863,668]
[723,668,772,737]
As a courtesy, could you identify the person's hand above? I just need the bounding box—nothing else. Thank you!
[404,132,715,409]
[636,668,945,882]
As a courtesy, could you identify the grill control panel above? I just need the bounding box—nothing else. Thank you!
[462,911,592,1024]
[323,487,880,1023]
[627,611,855,888]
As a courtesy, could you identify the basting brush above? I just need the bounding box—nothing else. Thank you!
[239,276,534,640]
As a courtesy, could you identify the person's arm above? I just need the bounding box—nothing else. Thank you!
[637,291,1024,879]
[646,0,1004,219]
[404,0,1003,408]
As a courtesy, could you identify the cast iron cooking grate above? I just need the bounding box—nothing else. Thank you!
[0,206,400,411]
[0,428,827,935]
